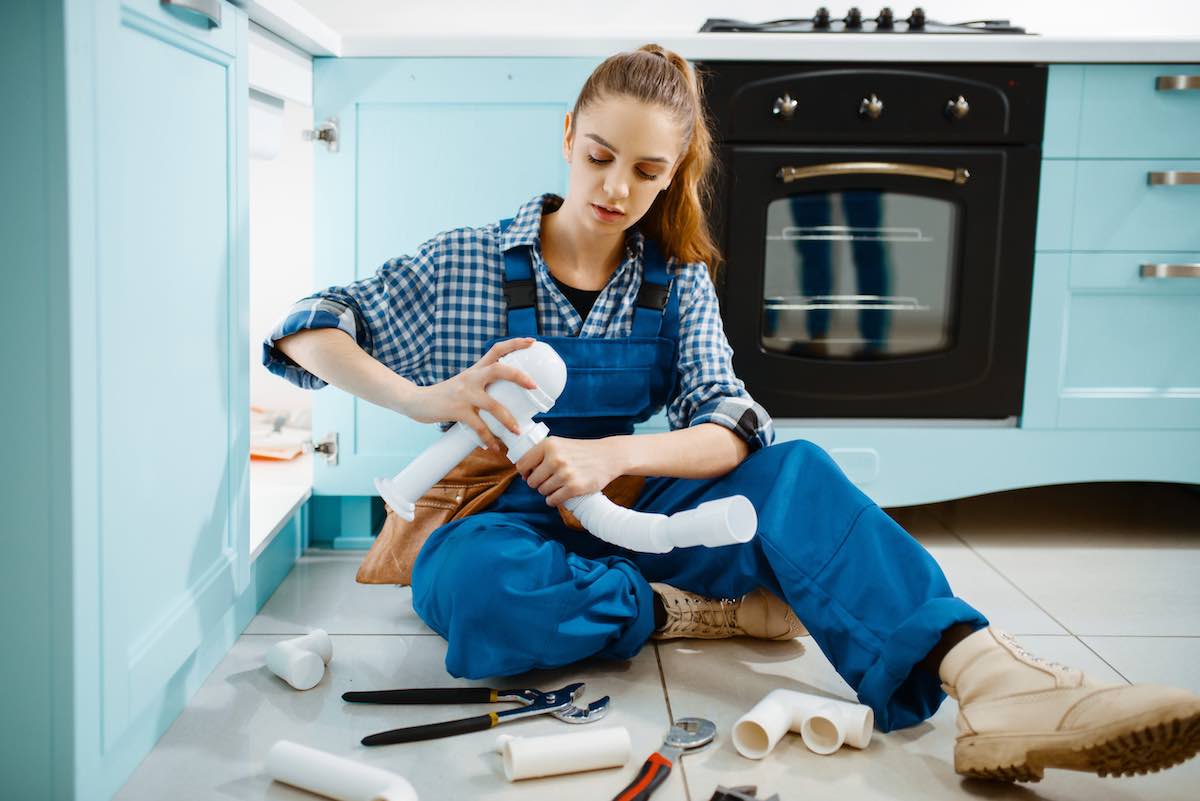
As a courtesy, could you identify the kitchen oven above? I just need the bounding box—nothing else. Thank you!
[700,61,1048,419]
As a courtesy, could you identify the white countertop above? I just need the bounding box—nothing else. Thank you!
[249,451,312,559]
[244,0,1200,62]
[332,33,1200,62]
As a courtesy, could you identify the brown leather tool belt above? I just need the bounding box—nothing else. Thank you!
[356,445,645,586]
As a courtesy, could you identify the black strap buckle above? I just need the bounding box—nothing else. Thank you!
[503,279,537,310]
[636,282,669,311]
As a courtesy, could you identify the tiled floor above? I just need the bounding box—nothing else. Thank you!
[115,482,1200,801]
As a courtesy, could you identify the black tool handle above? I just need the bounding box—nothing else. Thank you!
[361,713,496,746]
[342,687,496,705]
[611,752,673,801]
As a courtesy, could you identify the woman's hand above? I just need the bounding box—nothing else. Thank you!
[399,338,539,453]
[515,436,627,508]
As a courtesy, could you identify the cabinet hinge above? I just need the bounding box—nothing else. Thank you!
[306,432,339,465]
[302,117,339,153]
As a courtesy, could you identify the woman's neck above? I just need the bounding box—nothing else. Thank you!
[540,204,626,291]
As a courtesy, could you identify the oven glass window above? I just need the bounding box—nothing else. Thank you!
[762,190,959,359]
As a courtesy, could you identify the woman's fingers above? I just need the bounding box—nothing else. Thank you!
[481,392,521,435]
[480,337,535,365]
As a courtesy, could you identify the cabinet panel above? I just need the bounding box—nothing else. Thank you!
[92,0,248,750]
[1078,64,1200,158]
[1058,253,1200,430]
[1070,160,1200,252]
[313,58,601,495]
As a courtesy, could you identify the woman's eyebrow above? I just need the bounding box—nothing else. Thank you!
[584,133,670,164]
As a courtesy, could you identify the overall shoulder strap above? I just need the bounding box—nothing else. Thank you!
[499,217,538,336]
[631,238,678,340]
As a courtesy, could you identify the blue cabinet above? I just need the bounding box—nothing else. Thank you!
[1025,64,1200,432]
[2,1,264,799]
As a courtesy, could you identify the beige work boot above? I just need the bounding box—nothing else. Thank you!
[940,627,1200,782]
[650,583,807,641]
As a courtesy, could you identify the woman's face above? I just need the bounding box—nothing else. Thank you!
[561,95,682,235]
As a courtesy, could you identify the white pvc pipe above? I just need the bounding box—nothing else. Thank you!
[374,341,758,553]
[732,689,873,758]
[494,727,631,781]
[265,740,418,801]
[266,629,333,691]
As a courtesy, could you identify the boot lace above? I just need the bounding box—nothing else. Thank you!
[669,595,741,634]
[996,630,1071,673]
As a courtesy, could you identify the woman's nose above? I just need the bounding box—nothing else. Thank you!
[604,174,630,199]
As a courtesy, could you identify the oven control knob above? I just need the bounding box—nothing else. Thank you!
[859,93,884,120]
[846,7,864,29]
[814,6,832,29]
[945,95,970,120]
[907,7,926,30]
[773,92,799,119]
[877,7,895,29]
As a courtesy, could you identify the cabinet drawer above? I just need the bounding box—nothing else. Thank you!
[1069,160,1200,251]
[1078,65,1200,158]
[1070,252,1200,291]
[122,0,238,57]
[1058,281,1200,429]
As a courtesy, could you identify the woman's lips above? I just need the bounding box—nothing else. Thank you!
[591,203,625,222]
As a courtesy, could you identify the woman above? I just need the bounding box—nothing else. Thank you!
[264,45,1199,781]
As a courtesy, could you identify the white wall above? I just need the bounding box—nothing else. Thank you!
[248,26,315,416]
[290,0,1200,37]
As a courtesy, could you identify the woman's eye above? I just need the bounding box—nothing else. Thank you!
[590,153,667,181]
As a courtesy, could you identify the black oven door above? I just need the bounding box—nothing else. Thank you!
[719,145,1039,419]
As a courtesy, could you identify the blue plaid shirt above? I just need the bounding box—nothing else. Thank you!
[263,194,775,452]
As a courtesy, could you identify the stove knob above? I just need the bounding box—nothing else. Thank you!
[814,6,832,29]
[773,92,799,119]
[859,93,884,120]
[945,95,970,120]
[846,7,864,29]
[877,7,895,29]
[907,7,926,30]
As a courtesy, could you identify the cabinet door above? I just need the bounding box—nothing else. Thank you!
[84,0,248,752]
[311,58,600,494]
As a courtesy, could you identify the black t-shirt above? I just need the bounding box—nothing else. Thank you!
[551,274,602,321]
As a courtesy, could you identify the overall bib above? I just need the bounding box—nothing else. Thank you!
[411,221,989,732]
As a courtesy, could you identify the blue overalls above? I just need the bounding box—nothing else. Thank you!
[411,221,989,732]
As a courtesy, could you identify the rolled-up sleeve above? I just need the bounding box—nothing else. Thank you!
[666,263,776,452]
[262,236,441,389]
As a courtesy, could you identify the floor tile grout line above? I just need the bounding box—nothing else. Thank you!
[652,642,690,801]
[921,507,1137,684]
[921,507,1079,637]
[1073,636,1133,685]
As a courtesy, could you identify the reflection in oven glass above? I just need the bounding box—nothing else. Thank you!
[762,190,959,359]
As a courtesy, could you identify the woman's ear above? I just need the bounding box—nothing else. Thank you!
[562,112,573,161]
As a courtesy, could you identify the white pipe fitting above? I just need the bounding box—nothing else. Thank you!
[266,741,417,801]
[494,727,631,781]
[266,630,333,691]
[375,341,757,553]
[733,689,873,758]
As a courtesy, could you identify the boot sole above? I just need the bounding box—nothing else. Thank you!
[955,706,1200,782]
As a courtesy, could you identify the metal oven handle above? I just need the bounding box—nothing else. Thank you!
[777,162,970,185]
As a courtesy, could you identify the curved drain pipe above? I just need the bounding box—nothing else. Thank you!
[733,689,874,758]
[375,341,757,553]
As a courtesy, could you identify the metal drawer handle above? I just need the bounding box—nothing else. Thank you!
[161,0,221,29]
[1156,75,1200,91]
[1148,171,1200,186]
[778,162,970,185]
[1140,263,1200,279]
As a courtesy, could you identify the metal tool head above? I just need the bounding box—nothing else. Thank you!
[665,717,717,750]
[499,683,611,724]
[551,682,611,723]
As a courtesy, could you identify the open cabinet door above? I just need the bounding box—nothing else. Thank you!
[75,0,250,770]
[309,57,600,498]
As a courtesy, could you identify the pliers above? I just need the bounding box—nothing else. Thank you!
[342,682,610,746]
